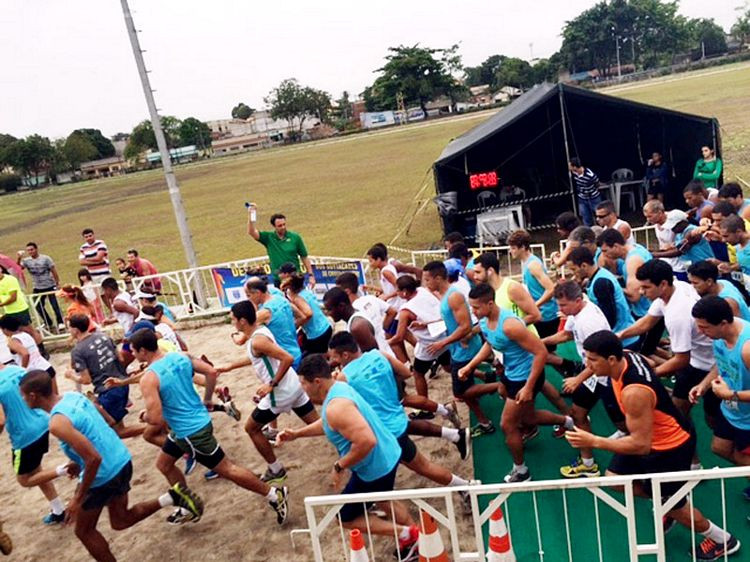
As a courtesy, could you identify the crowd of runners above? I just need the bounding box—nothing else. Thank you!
[2,182,750,560]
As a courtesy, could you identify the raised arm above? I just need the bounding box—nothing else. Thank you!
[246,205,261,241]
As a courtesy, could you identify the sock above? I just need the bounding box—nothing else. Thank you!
[266,487,278,501]
[158,493,174,508]
[581,457,595,468]
[268,461,283,473]
[564,416,575,430]
[449,474,469,487]
[513,463,528,473]
[49,497,64,515]
[55,463,69,477]
[701,521,730,543]
[441,427,460,443]
[398,526,412,541]
[436,404,449,417]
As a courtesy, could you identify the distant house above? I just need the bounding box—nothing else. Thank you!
[207,118,256,138]
[146,145,199,165]
[80,156,127,179]
[492,86,523,103]
[211,134,271,156]
[469,84,494,106]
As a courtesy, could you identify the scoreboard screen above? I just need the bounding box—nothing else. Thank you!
[469,171,498,190]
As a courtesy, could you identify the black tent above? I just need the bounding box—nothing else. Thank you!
[433,82,720,240]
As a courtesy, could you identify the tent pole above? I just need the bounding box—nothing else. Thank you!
[558,87,577,216]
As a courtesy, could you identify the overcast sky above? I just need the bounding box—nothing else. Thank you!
[0,0,741,139]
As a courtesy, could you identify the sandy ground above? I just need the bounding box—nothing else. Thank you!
[0,323,476,561]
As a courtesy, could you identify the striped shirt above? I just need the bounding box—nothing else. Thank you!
[572,168,600,200]
[79,240,110,277]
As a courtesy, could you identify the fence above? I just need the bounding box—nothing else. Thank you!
[296,465,750,562]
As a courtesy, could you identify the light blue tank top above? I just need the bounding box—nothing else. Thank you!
[617,244,652,318]
[440,286,482,362]
[714,319,750,430]
[675,225,714,265]
[0,366,49,449]
[51,392,131,487]
[479,309,533,382]
[150,353,210,439]
[587,267,638,347]
[736,242,750,276]
[322,382,400,482]
[719,280,750,322]
[299,289,330,340]
[261,295,302,369]
[522,255,558,322]
[343,350,408,437]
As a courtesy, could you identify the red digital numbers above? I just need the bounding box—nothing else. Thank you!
[469,171,498,190]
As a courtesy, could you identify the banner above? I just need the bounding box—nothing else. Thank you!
[211,267,250,309]
[311,261,365,300]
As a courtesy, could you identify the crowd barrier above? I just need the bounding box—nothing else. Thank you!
[295,465,750,562]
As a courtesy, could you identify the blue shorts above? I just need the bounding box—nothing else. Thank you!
[339,463,399,523]
[98,386,129,424]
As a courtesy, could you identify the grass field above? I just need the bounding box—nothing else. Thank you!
[2,61,749,283]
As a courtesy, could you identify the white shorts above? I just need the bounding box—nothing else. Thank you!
[258,387,310,415]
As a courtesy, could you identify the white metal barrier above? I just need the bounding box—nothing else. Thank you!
[406,243,548,279]
[297,465,750,562]
[558,225,658,257]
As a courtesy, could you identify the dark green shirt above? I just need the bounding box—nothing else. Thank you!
[258,230,308,279]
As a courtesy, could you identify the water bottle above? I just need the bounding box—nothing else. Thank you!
[245,202,257,222]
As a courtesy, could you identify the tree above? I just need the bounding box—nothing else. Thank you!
[332,91,353,129]
[494,58,535,89]
[265,78,325,137]
[63,131,98,169]
[0,134,18,169]
[304,87,333,124]
[71,128,115,159]
[124,115,182,159]
[464,55,506,88]
[231,102,254,120]
[2,135,55,182]
[178,117,212,149]
[732,8,750,47]
[688,18,728,57]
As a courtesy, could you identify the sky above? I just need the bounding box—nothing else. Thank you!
[0,0,742,139]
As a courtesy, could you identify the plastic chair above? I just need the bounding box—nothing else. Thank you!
[611,168,638,212]
[477,191,497,208]
[611,168,634,181]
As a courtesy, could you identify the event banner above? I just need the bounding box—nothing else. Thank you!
[211,266,251,309]
[311,261,365,299]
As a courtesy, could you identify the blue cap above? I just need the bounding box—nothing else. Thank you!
[443,258,465,277]
[126,319,156,340]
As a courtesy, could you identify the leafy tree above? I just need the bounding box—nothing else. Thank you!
[124,115,181,159]
[333,91,352,128]
[732,9,750,47]
[178,117,212,149]
[688,18,728,57]
[305,87,333,124]
[0,134,18,169]
[71,128,115,159]
[2,135,55,181]
[265,78,322,137]
[494,58,535,89]
[231,103,254,120]
[63,132,98,169]
[464,55,506,88]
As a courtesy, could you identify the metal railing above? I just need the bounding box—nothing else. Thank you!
[405,243,547,279]
[295,465,750,562]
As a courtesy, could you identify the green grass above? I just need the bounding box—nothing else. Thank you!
[2,62,749,284]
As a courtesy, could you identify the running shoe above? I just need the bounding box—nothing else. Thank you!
[428,362,440,379]
[183,454,196,476]
[454,428,471,461]
[0,523,11,555]
[204,470,219,481]
[168,482,204,522]
[262,426,279,444]
[408,410,435,421]
[693,535,740,560]
[224,401,241,421]
[261,466,288,485]
[42,511,65,525]
[469,421,496,439]
[393,525,419,560]
[268,486,289,525]
[503,467,531,483]
[551,424,567,439]
[444,400,462,429]
[166,507,195,525]
[560,457,601,478]
[522,426,539,443]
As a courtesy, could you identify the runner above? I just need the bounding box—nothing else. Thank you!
[215,301,319,485]
[335,272,397,355]
[684,180,715,223]
[140,305,187,351]
[594,200,636,246]
[281,271,332,355]
[278,354,419,559]
[130,329,289,525]
[466,283,575,482]
[566,331,740,561]
[0,364,66,525]
[688,261,750,321]
[366,244,405,312]
[719,214,750,277]
[19,370,204,561]
[100,277,138,335]
[0,315,57,393]
[323,287,393,356]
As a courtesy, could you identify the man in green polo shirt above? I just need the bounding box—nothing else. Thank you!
[247,205,315,286]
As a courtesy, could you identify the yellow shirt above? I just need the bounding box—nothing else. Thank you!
[0,275,29,314]
[494,277,539,336]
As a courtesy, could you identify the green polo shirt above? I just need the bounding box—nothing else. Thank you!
[258,230,309,279]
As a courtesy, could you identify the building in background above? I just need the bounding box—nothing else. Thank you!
[80,156,127,179]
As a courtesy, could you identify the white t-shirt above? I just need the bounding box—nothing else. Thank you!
[565,301,611,386]
[113,292,136,333]
[401,287,444,360]
[647,280,713,371]
[155,323,180,349]
[0,335,12,364]
[380,264,406,311]
[612,219,636,247]
[353,294,391,341]
[11,332,52,371]
[655,222,686,273]
[347,311,394,357]
[246,326,308,413]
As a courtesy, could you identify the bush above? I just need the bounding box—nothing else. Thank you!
[0,173,22,192]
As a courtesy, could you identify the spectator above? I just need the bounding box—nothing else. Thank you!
[78,268,105,323]
[0,265,45,355]
[126,249,161,293]
[78,228,110,284]
[693,145,722,189]
[57,284,97,330]
[594,200,635,246]
[683,180,714,223]
[550,212,582,267]
[246,205,314,287]
[16,242,64,331]
[114,257,137,293]
[704,200,739,266]
[569,157,602,226]
[643,151,670,202]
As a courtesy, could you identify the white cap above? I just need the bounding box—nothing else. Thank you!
[135,289,156,300]
[664,209,688,230]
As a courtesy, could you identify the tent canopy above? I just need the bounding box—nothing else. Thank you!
[433,82,720,239]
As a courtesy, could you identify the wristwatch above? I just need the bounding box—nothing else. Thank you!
[333,461,343,473]
[731,391,740,407]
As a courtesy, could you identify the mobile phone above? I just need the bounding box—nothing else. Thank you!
[245,202,256,222]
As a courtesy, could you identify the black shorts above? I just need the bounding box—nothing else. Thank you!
[535,319,560,350]
[638,316,665,357]
[46,366,56,379]
[397,431,418,464]
[413,351,451,376]
[162,423,226,469]
[82,461,132,511]
[702,390,721,420]
[672,365,709,401]
[572,381,625,424]
[97,386,129,424]
[251,400,316,426]
[499,372,545,400]
[12,432,49,475]
[339,463,399,523]
[302,326,333,356]
[609,433,695,509]
[4,309,31,326]
[450,359,476,397]
[713,407,750,455]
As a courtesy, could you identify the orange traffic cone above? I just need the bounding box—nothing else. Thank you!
[486,507,515,562]
[349,529,369,562]
[418,510,450,561]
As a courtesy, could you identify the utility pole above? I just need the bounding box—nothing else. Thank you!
[119,0,206,307]
[615,34,622,79]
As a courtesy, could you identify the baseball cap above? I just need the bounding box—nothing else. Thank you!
[664,209,688,230]
[443,258,465,278]
[135,289,157,300]
[125,319,156,340]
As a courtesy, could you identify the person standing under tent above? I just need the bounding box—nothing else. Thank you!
[569,157,603,227]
